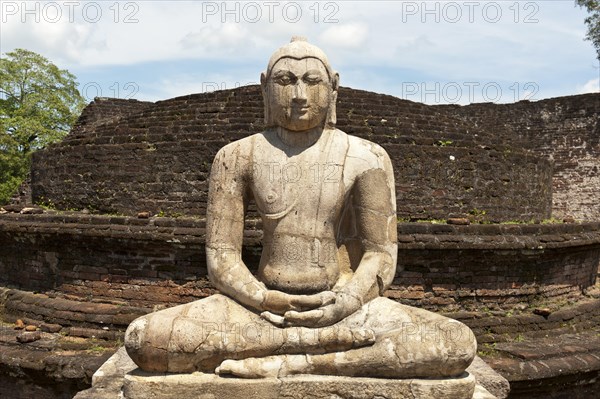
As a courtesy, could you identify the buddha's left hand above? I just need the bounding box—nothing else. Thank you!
[276,291,363,328]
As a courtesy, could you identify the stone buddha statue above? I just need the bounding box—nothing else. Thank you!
[124,37,476,381]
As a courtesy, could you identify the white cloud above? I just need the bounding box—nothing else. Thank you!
[319,23,369,49]
[1,1,596,102]
[180,24,248,51]
[142,72,260,102]
[578,78,600,94]
[1,11,103,66]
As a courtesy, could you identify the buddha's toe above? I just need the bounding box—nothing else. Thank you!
[216,357,284,378]
[216,359,255,377]
[352,328,376,347]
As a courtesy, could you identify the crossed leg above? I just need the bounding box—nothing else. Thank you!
[125,294,375,373]
[217,297,477,378]
[125,295,476,377]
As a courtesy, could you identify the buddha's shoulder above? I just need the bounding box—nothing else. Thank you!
[214,134,262,159]
[342,131,391,169]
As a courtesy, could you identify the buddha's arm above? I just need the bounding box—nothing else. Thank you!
[206,145,268,310]
[206,144,334,314]
[337,163,398,305]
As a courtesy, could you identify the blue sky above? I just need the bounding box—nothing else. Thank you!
[1,1,598,104]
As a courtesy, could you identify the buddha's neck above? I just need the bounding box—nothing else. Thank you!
[276,126,323,148]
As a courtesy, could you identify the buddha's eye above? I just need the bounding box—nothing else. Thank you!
[273,73,296,86]
[304,74,322,85]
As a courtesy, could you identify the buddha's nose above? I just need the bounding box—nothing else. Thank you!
[292,82,307,102]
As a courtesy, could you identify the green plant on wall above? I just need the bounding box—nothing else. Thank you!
[469,208,487,217]
[435,140,454,147]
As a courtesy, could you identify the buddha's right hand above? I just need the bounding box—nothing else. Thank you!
[261,290,336,315]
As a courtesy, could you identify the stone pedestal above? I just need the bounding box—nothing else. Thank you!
[124,370,477,399]
[75,347,502,399]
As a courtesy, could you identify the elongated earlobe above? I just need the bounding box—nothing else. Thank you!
[261,72,271,126]
[260,72,267,90]
[332,72,340,92]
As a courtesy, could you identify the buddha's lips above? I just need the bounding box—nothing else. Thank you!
[291,106,310,114]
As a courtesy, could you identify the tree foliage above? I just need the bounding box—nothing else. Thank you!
[0,134,29,204]
[0,48,86,204]
[576,0,600,60]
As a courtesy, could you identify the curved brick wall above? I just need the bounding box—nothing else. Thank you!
[438,93,600,221]
[1,213,598,312]
[30,86,552,222]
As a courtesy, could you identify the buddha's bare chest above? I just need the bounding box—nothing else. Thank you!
[250,155,345,219]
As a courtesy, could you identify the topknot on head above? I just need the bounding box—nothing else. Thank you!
[290,35,308,43]
[265,36,334,79]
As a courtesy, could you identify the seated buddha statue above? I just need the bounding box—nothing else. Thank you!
[124,37,477,379]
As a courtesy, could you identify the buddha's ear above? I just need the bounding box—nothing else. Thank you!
[331,71,340,92]
[260,72,267,93]
[261,72,270,125]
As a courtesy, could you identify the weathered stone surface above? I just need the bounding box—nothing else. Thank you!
[123,38,477,383]
[466,356,510,399]
[74,347,137,399]
[448,218,470,225]
[122,371,478,399]
[68,326,123,340]
[91,347,137,386]
[17,331,41,343]
[20,207,43,215]
[2,288,150,329]
[40,322,63,333]
[472,385,496,399]
[482,329,600,397]
[533,307,551,317]
[0,324,116,398]
[2,204,23,213]
[76,347,501,398]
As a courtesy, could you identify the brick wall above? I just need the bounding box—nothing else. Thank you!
[10,87,599,313]
[1,213,598,311]
[438,93,600,220]
[30,86,553,222]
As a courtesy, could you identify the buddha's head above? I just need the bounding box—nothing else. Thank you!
[261,36,339,131]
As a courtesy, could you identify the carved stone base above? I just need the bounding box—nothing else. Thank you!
[123,370,478,399]
[75,347,500,399]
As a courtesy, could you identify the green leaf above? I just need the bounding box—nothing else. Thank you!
[576,0,600,60]
[0,48,86,204]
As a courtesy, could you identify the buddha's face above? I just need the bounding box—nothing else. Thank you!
[263,57,333,132]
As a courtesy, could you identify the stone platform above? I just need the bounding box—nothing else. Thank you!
[75,348,501,399]
[124,371,478,399]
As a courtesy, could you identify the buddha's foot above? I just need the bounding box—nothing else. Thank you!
[276,326,375,354]
[349,327,375,348]
[216,354,310,378]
